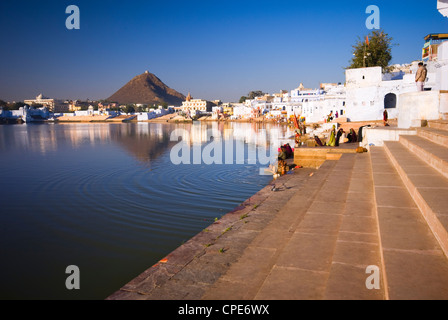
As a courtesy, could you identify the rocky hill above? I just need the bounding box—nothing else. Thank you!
[107,71,186,106]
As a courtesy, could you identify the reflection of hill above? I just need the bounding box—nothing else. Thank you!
[0,122,294,163]
[107,122,293,165]
[108,124,179,164]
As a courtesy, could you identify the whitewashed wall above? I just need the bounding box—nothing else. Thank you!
[398,91,446,128]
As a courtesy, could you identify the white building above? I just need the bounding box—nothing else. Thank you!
[232,103,253,119]
[137,108,169,121]
[24,94,65,112]
[0,105,50,122]
[438,0,448,17]
[344,66,418,122]
[300,84,346,123]
[181,93,213,114]
[290,85,325,103]
[435,41,448,91]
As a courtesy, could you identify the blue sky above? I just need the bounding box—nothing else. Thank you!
[0,0,447,103]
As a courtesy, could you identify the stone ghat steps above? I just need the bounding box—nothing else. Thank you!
[384,123,448,260]
[373,120,448,299]
[55,115,111,122]
[205,149,448,300]
[370,147,448,299]
[418,127,448,149]
[399,133,448,180]
[428,120,448,131]
[106,115,137,122]
[294,145,358,169]
[203,153,387,300]
[383,141,448,258]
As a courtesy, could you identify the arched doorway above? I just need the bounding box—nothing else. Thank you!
[384,93,397,109]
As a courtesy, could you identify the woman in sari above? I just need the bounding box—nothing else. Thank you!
[335,128,345,147]
[327,125,336,147]
[347,128,357,143]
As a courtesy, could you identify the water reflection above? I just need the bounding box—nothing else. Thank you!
[0,122,295,162]
[0,122,294,300]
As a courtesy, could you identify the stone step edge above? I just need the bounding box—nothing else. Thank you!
[383,142,448,259]
[399,135,448,180]
[417,128,448,149]
[368,148,390,300]
[428,120,448,131]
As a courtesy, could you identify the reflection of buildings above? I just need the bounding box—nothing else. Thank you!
[174,122,293,149]
[0,122,58,154]
[0,122,293,167]
[0,123,173,162]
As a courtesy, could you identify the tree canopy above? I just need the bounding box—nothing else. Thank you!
[347,30,395,73]
[239,90,267,103]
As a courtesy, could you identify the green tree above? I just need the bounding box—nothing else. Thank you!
[248,91,266,99]
[347,30,395,73]
[239,91,266,103]
[122,104,135,114]
[7,102,25,110]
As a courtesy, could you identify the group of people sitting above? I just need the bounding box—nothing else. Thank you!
[315,126,358,147]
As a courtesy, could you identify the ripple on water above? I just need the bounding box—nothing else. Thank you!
[29,152,270,255]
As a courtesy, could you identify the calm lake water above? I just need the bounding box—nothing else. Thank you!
[0,121,294,300]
